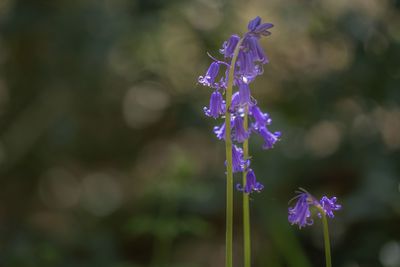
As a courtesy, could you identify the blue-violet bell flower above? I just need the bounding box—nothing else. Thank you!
[250,105,271,130]
[288,192,314,228]
[204,90,225,119]
[232,115,250,143]
[220,34,240,58]
[198,62,220,87]
[288,190,341,229]
[258,126,281,149]
[236,168,264,194]
[231,145,249,173]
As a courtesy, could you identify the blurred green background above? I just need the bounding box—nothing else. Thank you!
[0,0,400,266]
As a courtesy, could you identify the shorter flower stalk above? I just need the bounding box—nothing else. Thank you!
[288,189,341,267]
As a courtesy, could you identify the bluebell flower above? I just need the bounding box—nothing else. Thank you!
[236,168,264,194]
[236,49,260,79]
[250,105,271,130]
[288,192,314,228]
[204,90,225,119]
[247,17,262,32]
[231,145,249,173]
[232,115,250,143]
[257,126,281,149]
[198,62,220,87]
[288,190,341,228]
[230,92,240,112]
[213,121,226,140]
[220,34,240,58]
[237,80,251,105]
[247,16,273,36]
[319,196,341,218]
[246,35,269,64]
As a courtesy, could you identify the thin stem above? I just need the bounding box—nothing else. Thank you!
[242,106,251,267]
[322,213,332,267]
[317,207,332,267]
[224,38,243,267]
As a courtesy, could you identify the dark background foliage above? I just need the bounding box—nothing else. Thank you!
[0,0,399,266]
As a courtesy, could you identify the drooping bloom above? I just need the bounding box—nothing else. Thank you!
[231,145,249,173]
[250,105,271,130]
[236,169,264,194]
[220,34,240,58]
[204,90,225,119]
[288,190,341,229]
[198,62,220,87]
[213,121,226,140]
[232,115,250,143]
[237,79,251,105]
[288,192,314,228]
[258,127,281,149]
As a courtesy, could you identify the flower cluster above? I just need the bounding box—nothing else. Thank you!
[288,189,342,228]
[199,17,281,194]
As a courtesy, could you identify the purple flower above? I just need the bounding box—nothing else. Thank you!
[204,90,225,119]
[230,92,240,112]
[220,34,240,58]
[247,16,273,36]
[250,105,271,130]
[198,62,220,87]
[237,80,251,105]
[320,196,341,218]
[246,35,269,64]
[253,22,273,36]
[248,17,262,32]
[236,168,264,194]
[288,192,314,228]
[236,49,260,79]
[288,190,341,229]
[232,115,250,143]
[213,121,226,140]
[258,127,281,149]
[231,145,249,173]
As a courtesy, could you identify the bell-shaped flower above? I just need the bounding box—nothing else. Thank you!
[236,168,264,194]
[204,90,225,119]
[220,34,240,58]
[250,105,271,130]
[198,62,220,87]
[258,126,281,149]
[288,192,314,228]
[232,115,250,143]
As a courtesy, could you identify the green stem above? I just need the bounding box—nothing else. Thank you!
[225,38,243,267]
[317,207,332,267]
[242,107,251,267]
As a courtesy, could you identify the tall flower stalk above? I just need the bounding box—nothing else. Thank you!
[288,189,341,267]
[224,37,243,267]
[199,17,280,267]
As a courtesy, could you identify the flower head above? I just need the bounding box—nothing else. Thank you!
[204,90,225,119]
[230,145,249,173]
[220,34,240,58]
[232,115,250,143]
[198,62,220,87]
[288,192,314,228]
[319,196,341,218]
[257,127,281,149]
[199,17,281,196]
[236,169,263,194]
[288,189,341,229]
[250,105,271,130]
